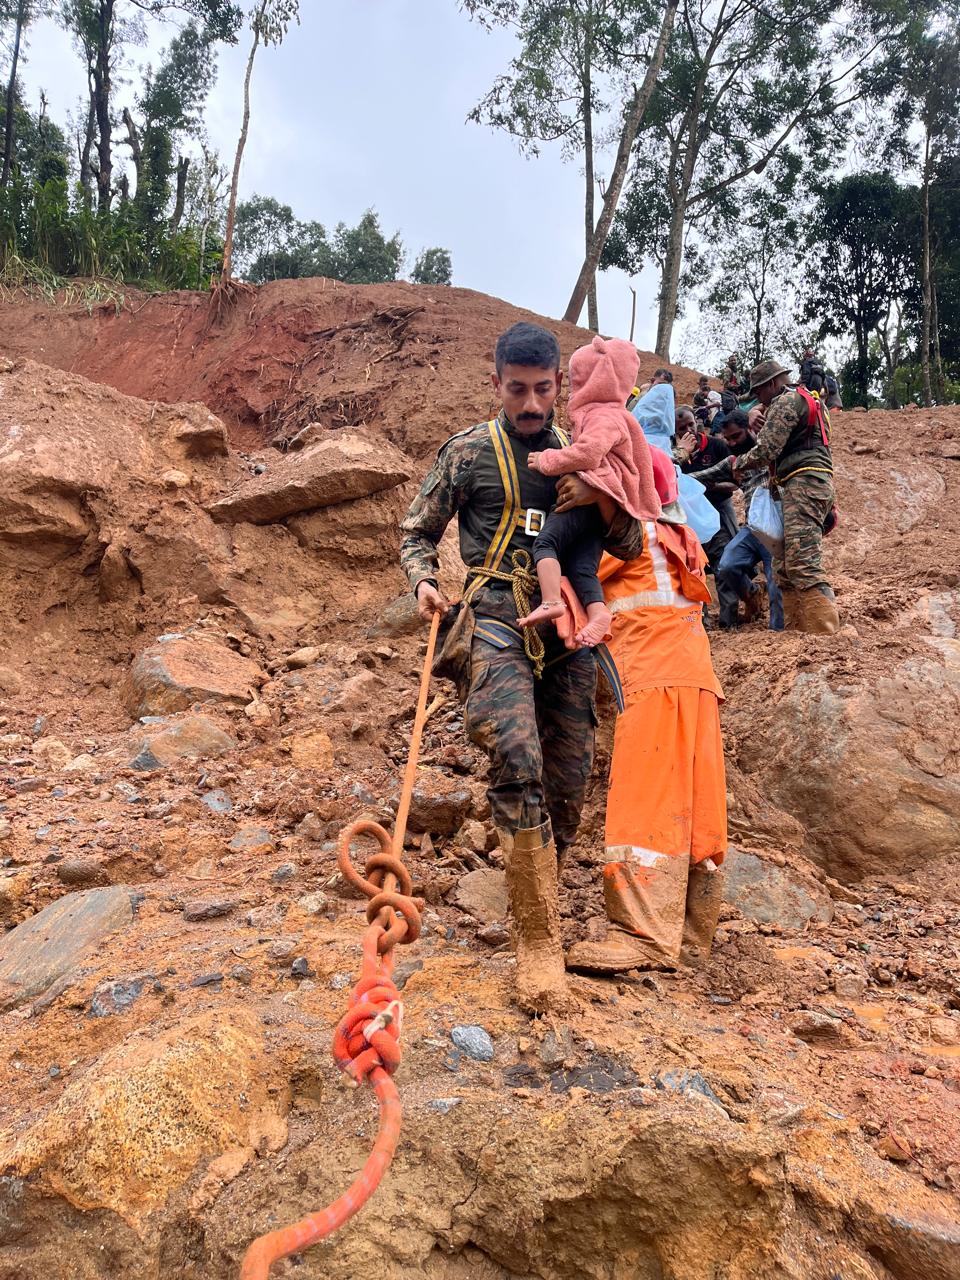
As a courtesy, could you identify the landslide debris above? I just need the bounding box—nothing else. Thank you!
[0,286,958,1278]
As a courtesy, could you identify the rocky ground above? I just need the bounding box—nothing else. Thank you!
[0,281,959,1279]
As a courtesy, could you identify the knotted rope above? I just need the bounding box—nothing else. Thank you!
[466,548,546,676]
[239,610,440,1279]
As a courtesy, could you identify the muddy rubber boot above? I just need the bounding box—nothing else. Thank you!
[502,822,573,1015]
[797,586,840,634]
[679,858,724,968]
[565,856,688,974]
[741,586,764,624]
[780,588,801,629]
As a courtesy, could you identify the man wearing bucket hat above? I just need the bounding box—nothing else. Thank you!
[728,358,839,634]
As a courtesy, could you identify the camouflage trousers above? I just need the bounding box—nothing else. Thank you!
[776,472,835,595]
[463,629,597,853]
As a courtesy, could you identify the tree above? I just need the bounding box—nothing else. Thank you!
[465,0,665,331]
[232,201,406,286]
[603,0,905,358]
[682,184,807,369]
[61,0,241,213]
[2,1,42,187]
[803,172,919,406]
[411,246,452,285]
[0,85,69,185]
[221,0,299,282]
[326,210,402,284]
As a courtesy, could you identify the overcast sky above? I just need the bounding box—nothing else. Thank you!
[23,1,679,356]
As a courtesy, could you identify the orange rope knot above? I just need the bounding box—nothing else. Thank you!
[238,612,440,1280]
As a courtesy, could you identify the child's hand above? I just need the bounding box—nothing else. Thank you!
[527,452,542,471]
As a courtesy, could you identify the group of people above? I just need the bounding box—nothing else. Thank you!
[398,322,839,1015]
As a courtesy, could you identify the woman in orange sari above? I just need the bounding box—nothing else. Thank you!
[565,451,727,973]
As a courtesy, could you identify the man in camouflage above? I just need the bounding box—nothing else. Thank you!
[400,322,643,1014]
[730,359,839,634]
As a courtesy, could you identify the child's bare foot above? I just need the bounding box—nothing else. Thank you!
[575,604,613,648]
[517,600,567,628]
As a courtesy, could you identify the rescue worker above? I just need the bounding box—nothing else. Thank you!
[731,359,839,634]
[565,452,727,974]
[399,322,643,1015]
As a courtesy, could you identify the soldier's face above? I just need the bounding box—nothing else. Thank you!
[493,364,562,434]
[756,375,788,406]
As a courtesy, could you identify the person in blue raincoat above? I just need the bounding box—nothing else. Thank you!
[630,383,720,546]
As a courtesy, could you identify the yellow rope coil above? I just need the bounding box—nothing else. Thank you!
[466,548,545,678]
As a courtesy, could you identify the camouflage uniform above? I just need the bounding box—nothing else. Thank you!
[733,388,834,595]
[400,412,643,852]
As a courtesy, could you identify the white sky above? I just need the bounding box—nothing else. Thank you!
[24,0,670,354]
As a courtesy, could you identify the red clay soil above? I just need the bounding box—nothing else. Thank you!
[0,277,702,455]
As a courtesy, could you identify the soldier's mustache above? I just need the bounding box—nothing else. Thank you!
[518,412,545,421]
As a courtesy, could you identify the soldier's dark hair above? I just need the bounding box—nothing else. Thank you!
[653,367,674,383]
[495,323,561,375]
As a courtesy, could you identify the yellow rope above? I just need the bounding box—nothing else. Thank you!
[466,549,545,678]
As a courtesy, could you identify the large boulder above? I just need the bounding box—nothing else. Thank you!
[123,634,265,719]
[0,887,135,1010]
[723,848,833,928]
[0,1011,287,1225]
[740,635,960,881]
[206,432,411,524]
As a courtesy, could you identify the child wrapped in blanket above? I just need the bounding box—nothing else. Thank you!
[518,335,661,647]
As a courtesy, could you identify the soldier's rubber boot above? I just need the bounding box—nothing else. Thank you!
[502,822,573,1015]
[565,856,688,974]
[679,858,725,968]
[780,588,801,629]
[797,586,840,634]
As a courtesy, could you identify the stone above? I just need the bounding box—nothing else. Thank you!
[723,847,834,929]
[169,406,229,457]
[229,826,275,856]
[477,921,510,946]
[833,974,867,1002]
[130,714,236,770]
[407,770,473,835]
[295,892,328,916]
[190,972,223,987]
[124,635,265,719]
[787,1009,851,1046]
[89,977,145,1018]
[206,431,411,524]
[30,738,72,769]
[451,869,508,925]
[56,856,101,886]
[366,593,422,640]
[877,1133,912,1162]
[454,819,488,854]
[929,1016,960,1046]
[65,753,98,773]
[284,729,334,771]
[0,666,22,694]
[285,646,320,670]
[652,1069,728,1115]
[0,1011,286,1223]
[0,818,11,841]
[271,863,297,885]
[429,1098,462,1115]
[246,902,285,930]
[291,957,315,978]
[450,1025,494,1062]
[183,897,237,922]
[0,887,134,1010]
[0,869,31,927]
[202,788,233,814]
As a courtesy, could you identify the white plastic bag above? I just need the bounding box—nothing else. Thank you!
[748,484,784,552]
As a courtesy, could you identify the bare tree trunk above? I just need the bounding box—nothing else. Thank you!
[78,85,96,198]
[221,13,263,282]
[122,107,141,187]
[920,129,933,408]
[582,5,599,331]
[931,280,945,403]
[1,0,27,188]
[628,284,637,343]
[655,186,686,358]
[169,156,189,232]
[93,0,114,214]
[563,0,678,327]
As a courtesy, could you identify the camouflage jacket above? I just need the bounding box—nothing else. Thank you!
[400,412,644,626]
[735,389,832,483]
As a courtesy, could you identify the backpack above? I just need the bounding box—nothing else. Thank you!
[799,355,826,395]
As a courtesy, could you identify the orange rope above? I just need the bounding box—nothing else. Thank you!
[239,610,441,1279]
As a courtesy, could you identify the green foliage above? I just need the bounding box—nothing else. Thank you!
[0,88,69,185]
[411,247,452,285]
[236,200,408,286]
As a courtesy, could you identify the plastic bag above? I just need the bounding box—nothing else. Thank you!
[748,484,784,552]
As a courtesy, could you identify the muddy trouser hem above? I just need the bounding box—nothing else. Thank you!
[464,632,597,852]
[532,505,606,607]
[775,472,835,594]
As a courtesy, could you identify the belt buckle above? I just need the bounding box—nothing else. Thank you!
[524,508,546,537]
